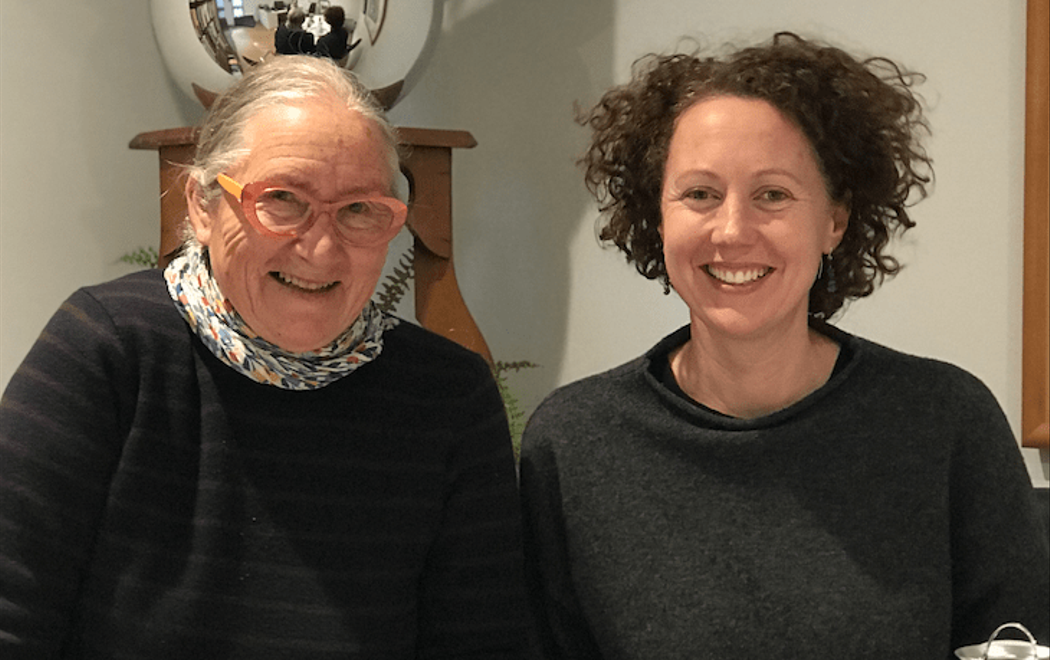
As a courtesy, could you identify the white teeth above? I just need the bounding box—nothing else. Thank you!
[276,272,336,291]
[707,266,771,285]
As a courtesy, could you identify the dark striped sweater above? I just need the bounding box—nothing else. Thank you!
[0,269,528,658]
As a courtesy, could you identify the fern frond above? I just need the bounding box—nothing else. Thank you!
[490,360,539,462]
[118,246,159,269]
[493,360,540,376]
[374,247,415,313]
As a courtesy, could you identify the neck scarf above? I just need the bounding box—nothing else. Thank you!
[164,241,397,390]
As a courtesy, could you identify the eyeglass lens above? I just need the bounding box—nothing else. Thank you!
[253,188,396,239]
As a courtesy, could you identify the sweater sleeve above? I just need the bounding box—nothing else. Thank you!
[946,371,1050,650]
[414,356,530,659]
[0,289,131,657]
[519,399,604,660]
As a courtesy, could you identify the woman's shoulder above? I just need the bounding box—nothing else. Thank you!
[8,270,189,404]
[826,324,1003,417]
[46,270,188,360]
[847,330,987,387]
[73,269,181,325]
[378,317,496,389]
[526,359,656,448]
[78,268,167,299]
[382,315,485,359]
[549,358,647,404]
[530,325,686,420]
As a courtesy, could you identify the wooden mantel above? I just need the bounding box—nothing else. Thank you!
[129,126,493,364]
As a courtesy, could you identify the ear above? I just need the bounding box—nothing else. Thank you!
[825,202,849,252]
[185,177,214,246]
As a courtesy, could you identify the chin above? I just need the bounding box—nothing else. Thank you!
[696,306,772,335]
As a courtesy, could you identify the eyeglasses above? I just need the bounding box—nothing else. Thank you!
[216,173,408,247]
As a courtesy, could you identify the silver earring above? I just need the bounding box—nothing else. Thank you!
[823,253,837,293]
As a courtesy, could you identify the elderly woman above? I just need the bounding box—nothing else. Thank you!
[0,56,527,657]
[274,8,316,55]
[520,32,1049,658]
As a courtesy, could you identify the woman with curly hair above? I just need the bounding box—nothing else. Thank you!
[520,32,1048,658]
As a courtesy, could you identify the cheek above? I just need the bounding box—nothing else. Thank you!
[660,212,697,262]
[215,217,254,257]
[351,246,389,283]
[660,231,697,290]
[800,218,835,258]
[209,223,276,294]
[216,216,278,277]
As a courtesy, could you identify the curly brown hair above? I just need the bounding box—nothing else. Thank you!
[577,32,933,318]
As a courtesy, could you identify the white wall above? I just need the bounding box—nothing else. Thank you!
[387,0,1048,485]
[1,0,1045,485]
[0,0,199,382]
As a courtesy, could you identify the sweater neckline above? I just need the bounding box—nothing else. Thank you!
[643,319,860,429]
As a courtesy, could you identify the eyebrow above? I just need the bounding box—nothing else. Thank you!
[752,168,805,183]
[261,176,389,199]
[672,167,806,184]
[256,173,312,190]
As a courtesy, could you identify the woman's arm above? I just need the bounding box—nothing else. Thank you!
[947,374,1050,649]
[519,413,604,660]
[0,289,129,657]
[414,361,530,659]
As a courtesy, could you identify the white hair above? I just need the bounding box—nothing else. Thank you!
[186,55,402,204]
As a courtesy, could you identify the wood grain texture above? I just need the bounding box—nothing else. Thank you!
[1022,0,1048,448]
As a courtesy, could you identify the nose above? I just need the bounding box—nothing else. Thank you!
[294,207,344,258]
[710,194,752,244]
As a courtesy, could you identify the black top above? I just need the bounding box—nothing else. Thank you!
[316,28,359,60]
[0,269,528,658]
[275,25,316,55]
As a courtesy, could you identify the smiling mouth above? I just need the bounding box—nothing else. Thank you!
[704,265,773,285]
[272,272,339,293]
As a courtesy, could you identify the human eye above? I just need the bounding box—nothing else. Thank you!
[755,187,792,209]
[685,187,716,200]
[259,188,300,204]
[337,199,394,232]
[344,201,371,216]
[679,187,722,209]
[256,188,310,226]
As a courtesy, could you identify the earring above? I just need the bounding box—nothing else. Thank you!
[823,253,837,294]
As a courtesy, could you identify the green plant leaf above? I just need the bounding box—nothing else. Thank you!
[118,246,159,269]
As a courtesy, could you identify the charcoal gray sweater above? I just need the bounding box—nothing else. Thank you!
[0,269,528,658]
[520,323,1049,660]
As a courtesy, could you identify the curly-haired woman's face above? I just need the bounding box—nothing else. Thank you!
[660,96,848,341]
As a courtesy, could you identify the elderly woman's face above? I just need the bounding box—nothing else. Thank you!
[660,96,847,340]
[189,95,397,352]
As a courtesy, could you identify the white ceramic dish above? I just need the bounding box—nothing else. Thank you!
[955,623,1049,659]
[954,640,1050,659]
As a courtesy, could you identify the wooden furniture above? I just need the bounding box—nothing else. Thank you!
[129,126,493,364]
[1022,0,1048,448]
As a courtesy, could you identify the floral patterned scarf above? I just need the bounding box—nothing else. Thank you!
[164,241,396,390]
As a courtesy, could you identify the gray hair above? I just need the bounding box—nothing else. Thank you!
[287,8,307,28]
[186,55,402,205]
